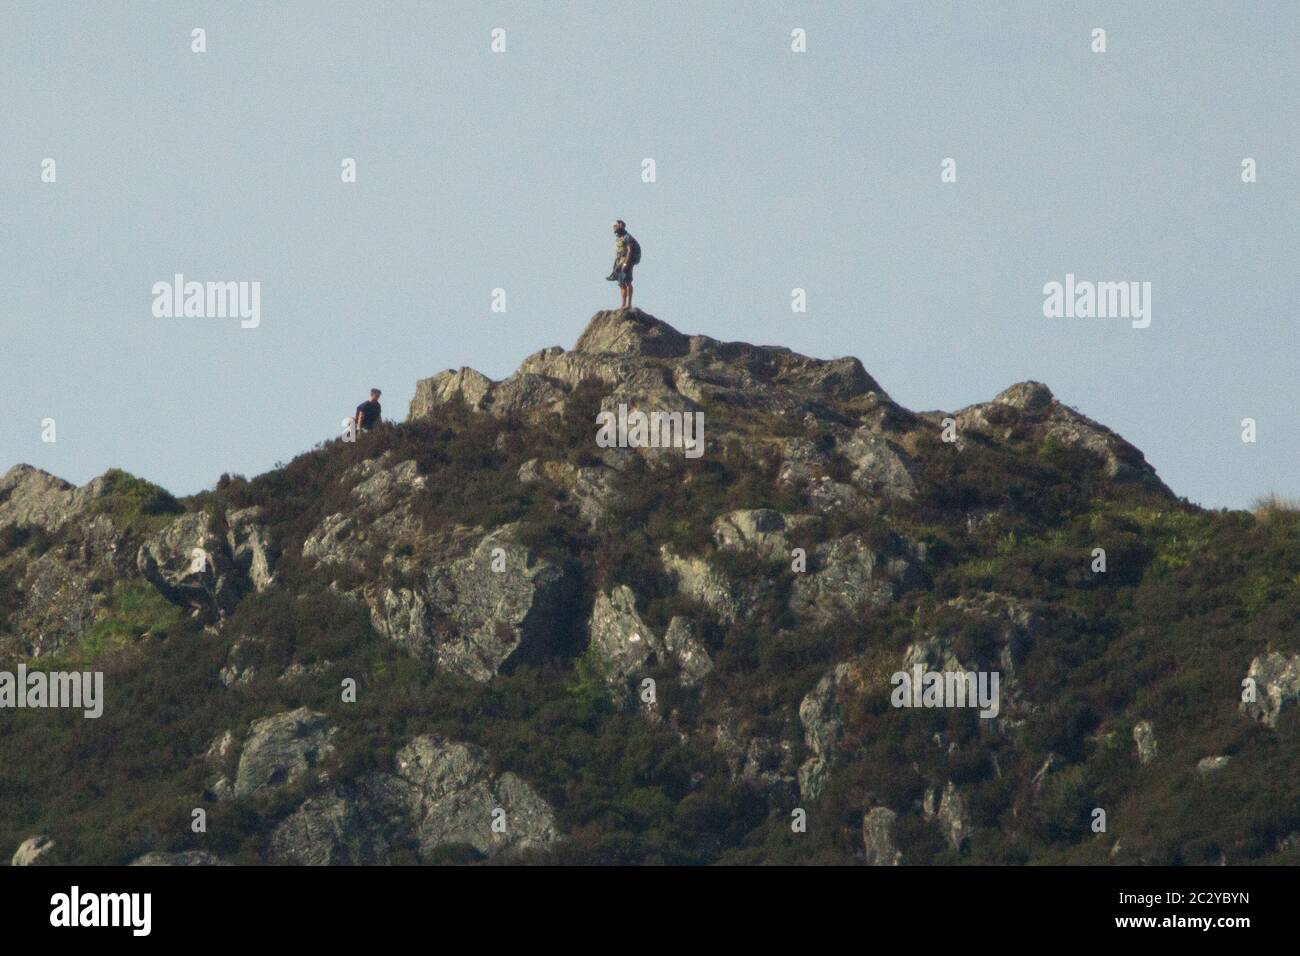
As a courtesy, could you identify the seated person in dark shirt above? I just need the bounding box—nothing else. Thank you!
[354,388,382,433]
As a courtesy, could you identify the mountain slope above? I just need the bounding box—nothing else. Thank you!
[2,309,1299,866]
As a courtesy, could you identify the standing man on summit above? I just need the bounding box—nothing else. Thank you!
[606,220,640,310]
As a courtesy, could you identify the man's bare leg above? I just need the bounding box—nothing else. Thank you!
[624,283,633,309]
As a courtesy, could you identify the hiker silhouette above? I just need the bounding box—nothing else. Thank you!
[354,389,382,433]
[607,220,640,310]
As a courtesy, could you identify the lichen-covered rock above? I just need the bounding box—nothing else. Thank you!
[301,459,431,577]
[1240,653,1300,728]
[896,593,1040,732]
[0,465,108,532]
[204,729,236,766]
[587,589,713,706]
[862,807,902,866]
[137,512,243,618]
[838,429,917,500]
[1197,755,1232,775]
[790,533,921,623]
[1133,720,1158,765]
[956,381,1169,492]
[517,459,615,526]
[490,373,570,417]
[419,527,570,681]
[130,851,229,866]
[660,546,744,624]
[663,616,712,686]
[712,509,806,561]
[233,708,337,799]
[409,366,494,419]
[372,736,558,860]
[797,658,879,800]
[12,834,54,866]
[929,781,971,851]
[9,551,102,658]
[301,512,360,568]
[406,309,890,429]
[355,458,428,504]
[269,789,391,865]
[588,585,662,687]
[0,497,132,659]
[305,471,548,679]
[225,506,277,592]
[308,503,572,681]
[575,308,691,358]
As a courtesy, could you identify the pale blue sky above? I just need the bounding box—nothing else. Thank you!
[2,1,1296,508]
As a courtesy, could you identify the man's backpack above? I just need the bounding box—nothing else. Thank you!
[627,235,642,265]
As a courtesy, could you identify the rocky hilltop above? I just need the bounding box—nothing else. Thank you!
[2,309,1298,866]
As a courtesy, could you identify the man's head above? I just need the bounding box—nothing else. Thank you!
[611,219,626,234]
[370,388,381,401]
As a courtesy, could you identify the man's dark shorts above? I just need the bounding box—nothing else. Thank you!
[615,265,634,288]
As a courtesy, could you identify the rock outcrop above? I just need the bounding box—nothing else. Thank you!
[130,851,229,866]
[0,466,108,533]
[956,381,1169,493]
[926,781,972,852]
[137,512,245,618]
[226,507,278,592]
[790,532,924,624]
[518,458,616,526]
[587,585,714,705]
[1197,755,1232,775]
[300,456,572,682]
[862,807,902,866]
[588,585,661,688]
[268,735,559,864]
[372,526,569,681]
[372,736,558,860]
[1133,720,1158,765]
[712,509,807,562]
[408,309,889,429]
[232,708,338,799]
[659,546,751,625]
[11,834,54,866]
[2,308,1231,867]
[1240,653,1300,728]
[798,657,879,800]
[270,788,392,865]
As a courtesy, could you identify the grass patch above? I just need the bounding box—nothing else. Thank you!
[92,469,184,534]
